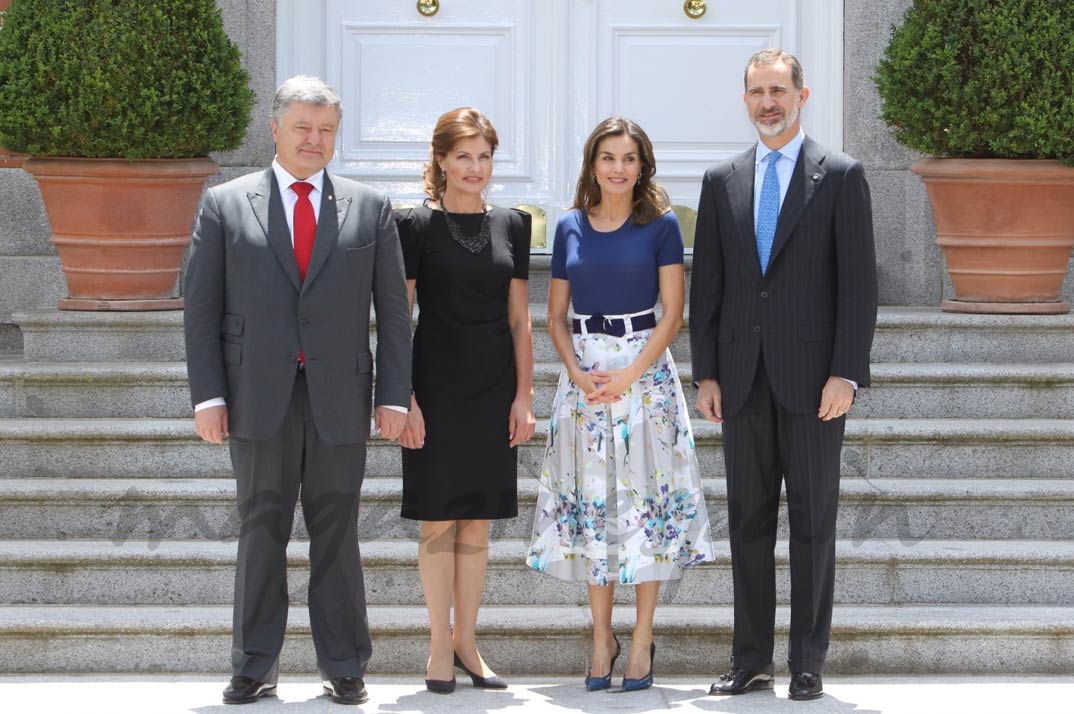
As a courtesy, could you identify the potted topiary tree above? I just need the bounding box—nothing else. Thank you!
[874,0,1074,314]
[0,0,253,310]
[0,0,25,168]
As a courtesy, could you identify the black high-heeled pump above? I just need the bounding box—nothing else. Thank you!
[584,635,622,691]
[424,676,456,694]
[621,642,655,692]
[454,652,508,689]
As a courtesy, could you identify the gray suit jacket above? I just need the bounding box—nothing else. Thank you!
[184,168,412,445]
[690,136,878,417]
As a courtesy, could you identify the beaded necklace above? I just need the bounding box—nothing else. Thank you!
[441,196,491,254]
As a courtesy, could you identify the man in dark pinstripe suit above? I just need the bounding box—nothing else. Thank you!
[690,49,878,701]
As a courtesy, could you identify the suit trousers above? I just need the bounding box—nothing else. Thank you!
[721,352,844,674]
[229,371,371,682]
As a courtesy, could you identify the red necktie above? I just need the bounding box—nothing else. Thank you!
[291,181,316,366]
[291,181,316,281]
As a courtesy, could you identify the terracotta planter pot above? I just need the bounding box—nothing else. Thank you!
[23,157,218,310]
[912,158,1074,314]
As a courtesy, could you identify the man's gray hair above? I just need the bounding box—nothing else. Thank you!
[272,75,343,123]
[744,49,805,91]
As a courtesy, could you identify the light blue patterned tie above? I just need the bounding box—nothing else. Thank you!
[756,150,781,275]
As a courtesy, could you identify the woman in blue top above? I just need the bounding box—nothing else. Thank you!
[527,118,714,692]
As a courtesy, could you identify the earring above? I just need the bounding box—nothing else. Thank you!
[442,171,446,181]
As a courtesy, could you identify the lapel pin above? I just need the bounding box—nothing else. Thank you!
[811,174,820,181]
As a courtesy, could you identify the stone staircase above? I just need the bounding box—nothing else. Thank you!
[1,274,1073,675]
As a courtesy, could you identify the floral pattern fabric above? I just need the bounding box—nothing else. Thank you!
[527,328,715,585]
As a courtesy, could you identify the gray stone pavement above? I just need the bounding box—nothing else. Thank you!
[1,675,1072,714]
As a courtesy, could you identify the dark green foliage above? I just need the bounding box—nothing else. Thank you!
[874,0,1074,164]
[0,0,254,158]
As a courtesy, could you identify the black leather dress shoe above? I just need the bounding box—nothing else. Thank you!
[323,676,369,705]
[222,675,276,704]
[709,668,775,695]
[788,672,823,700]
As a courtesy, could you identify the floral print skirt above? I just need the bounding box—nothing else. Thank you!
[527,328,715,585]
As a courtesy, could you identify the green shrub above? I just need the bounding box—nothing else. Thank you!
[874,0,1074,164]
[0,0,253,158]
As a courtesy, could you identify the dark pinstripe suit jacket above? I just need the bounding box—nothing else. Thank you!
[689,136,878,417]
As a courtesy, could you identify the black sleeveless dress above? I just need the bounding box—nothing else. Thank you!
[394,204,531,520]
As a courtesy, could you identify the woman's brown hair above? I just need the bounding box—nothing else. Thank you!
[422,107,499,200]
[571,117,670,225]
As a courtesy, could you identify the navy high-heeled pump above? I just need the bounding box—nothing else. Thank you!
[584,635,622,691]
[621,642,655,692]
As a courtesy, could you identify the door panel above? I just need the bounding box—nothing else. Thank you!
[311,0,559,205]
[593,0,800,206]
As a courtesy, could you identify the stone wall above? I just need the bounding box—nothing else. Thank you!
[1,0,1071,353]
[844,0,943,306]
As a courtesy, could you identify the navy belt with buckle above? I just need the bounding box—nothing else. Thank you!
[571,312,657,337]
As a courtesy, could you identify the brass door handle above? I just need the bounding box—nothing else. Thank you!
[684,0,707,19]
[417,0,440,17]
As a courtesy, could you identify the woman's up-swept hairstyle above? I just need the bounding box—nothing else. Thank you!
[422,107,499,200]
[572,117,670,225]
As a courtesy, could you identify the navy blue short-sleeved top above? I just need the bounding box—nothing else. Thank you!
[551,208,683,315]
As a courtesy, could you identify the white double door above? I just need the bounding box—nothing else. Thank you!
[278,0,843,238]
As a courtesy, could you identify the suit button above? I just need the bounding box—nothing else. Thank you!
[760,291,769,299]
[753,325,761,334]
[288,356,297,363]
[299,318,310,326]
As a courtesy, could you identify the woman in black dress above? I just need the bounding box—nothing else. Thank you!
[394,107,535,693]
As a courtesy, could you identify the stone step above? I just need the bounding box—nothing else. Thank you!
[16,307,1074,365]
[532,307,1074,364]
[6,361,1074,420]
[531,362,1074,420]
[3,538,1070,607]
[0,362,192,418]
[824,308,1074,364]
[2,418,1073,481]
[2,477,1070,541]
[846,363,1074,419]
[0,603,1069,674]
[15,310,187,362]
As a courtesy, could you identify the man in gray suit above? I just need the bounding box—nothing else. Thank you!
[184,75,412,706]
[691,50,877,701]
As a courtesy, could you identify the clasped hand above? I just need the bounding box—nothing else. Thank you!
[375,406,407,440]
[576,367,638,405]
[397,395,425,449]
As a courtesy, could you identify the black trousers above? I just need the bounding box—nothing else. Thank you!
[229,371,371,682]
[721,353,844,674]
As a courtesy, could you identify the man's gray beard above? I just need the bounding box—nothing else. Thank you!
[753,105,798,138]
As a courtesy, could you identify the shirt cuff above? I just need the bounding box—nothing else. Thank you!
[838,377,858,390]
[380,404,408,414]
[194,397,227,412]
